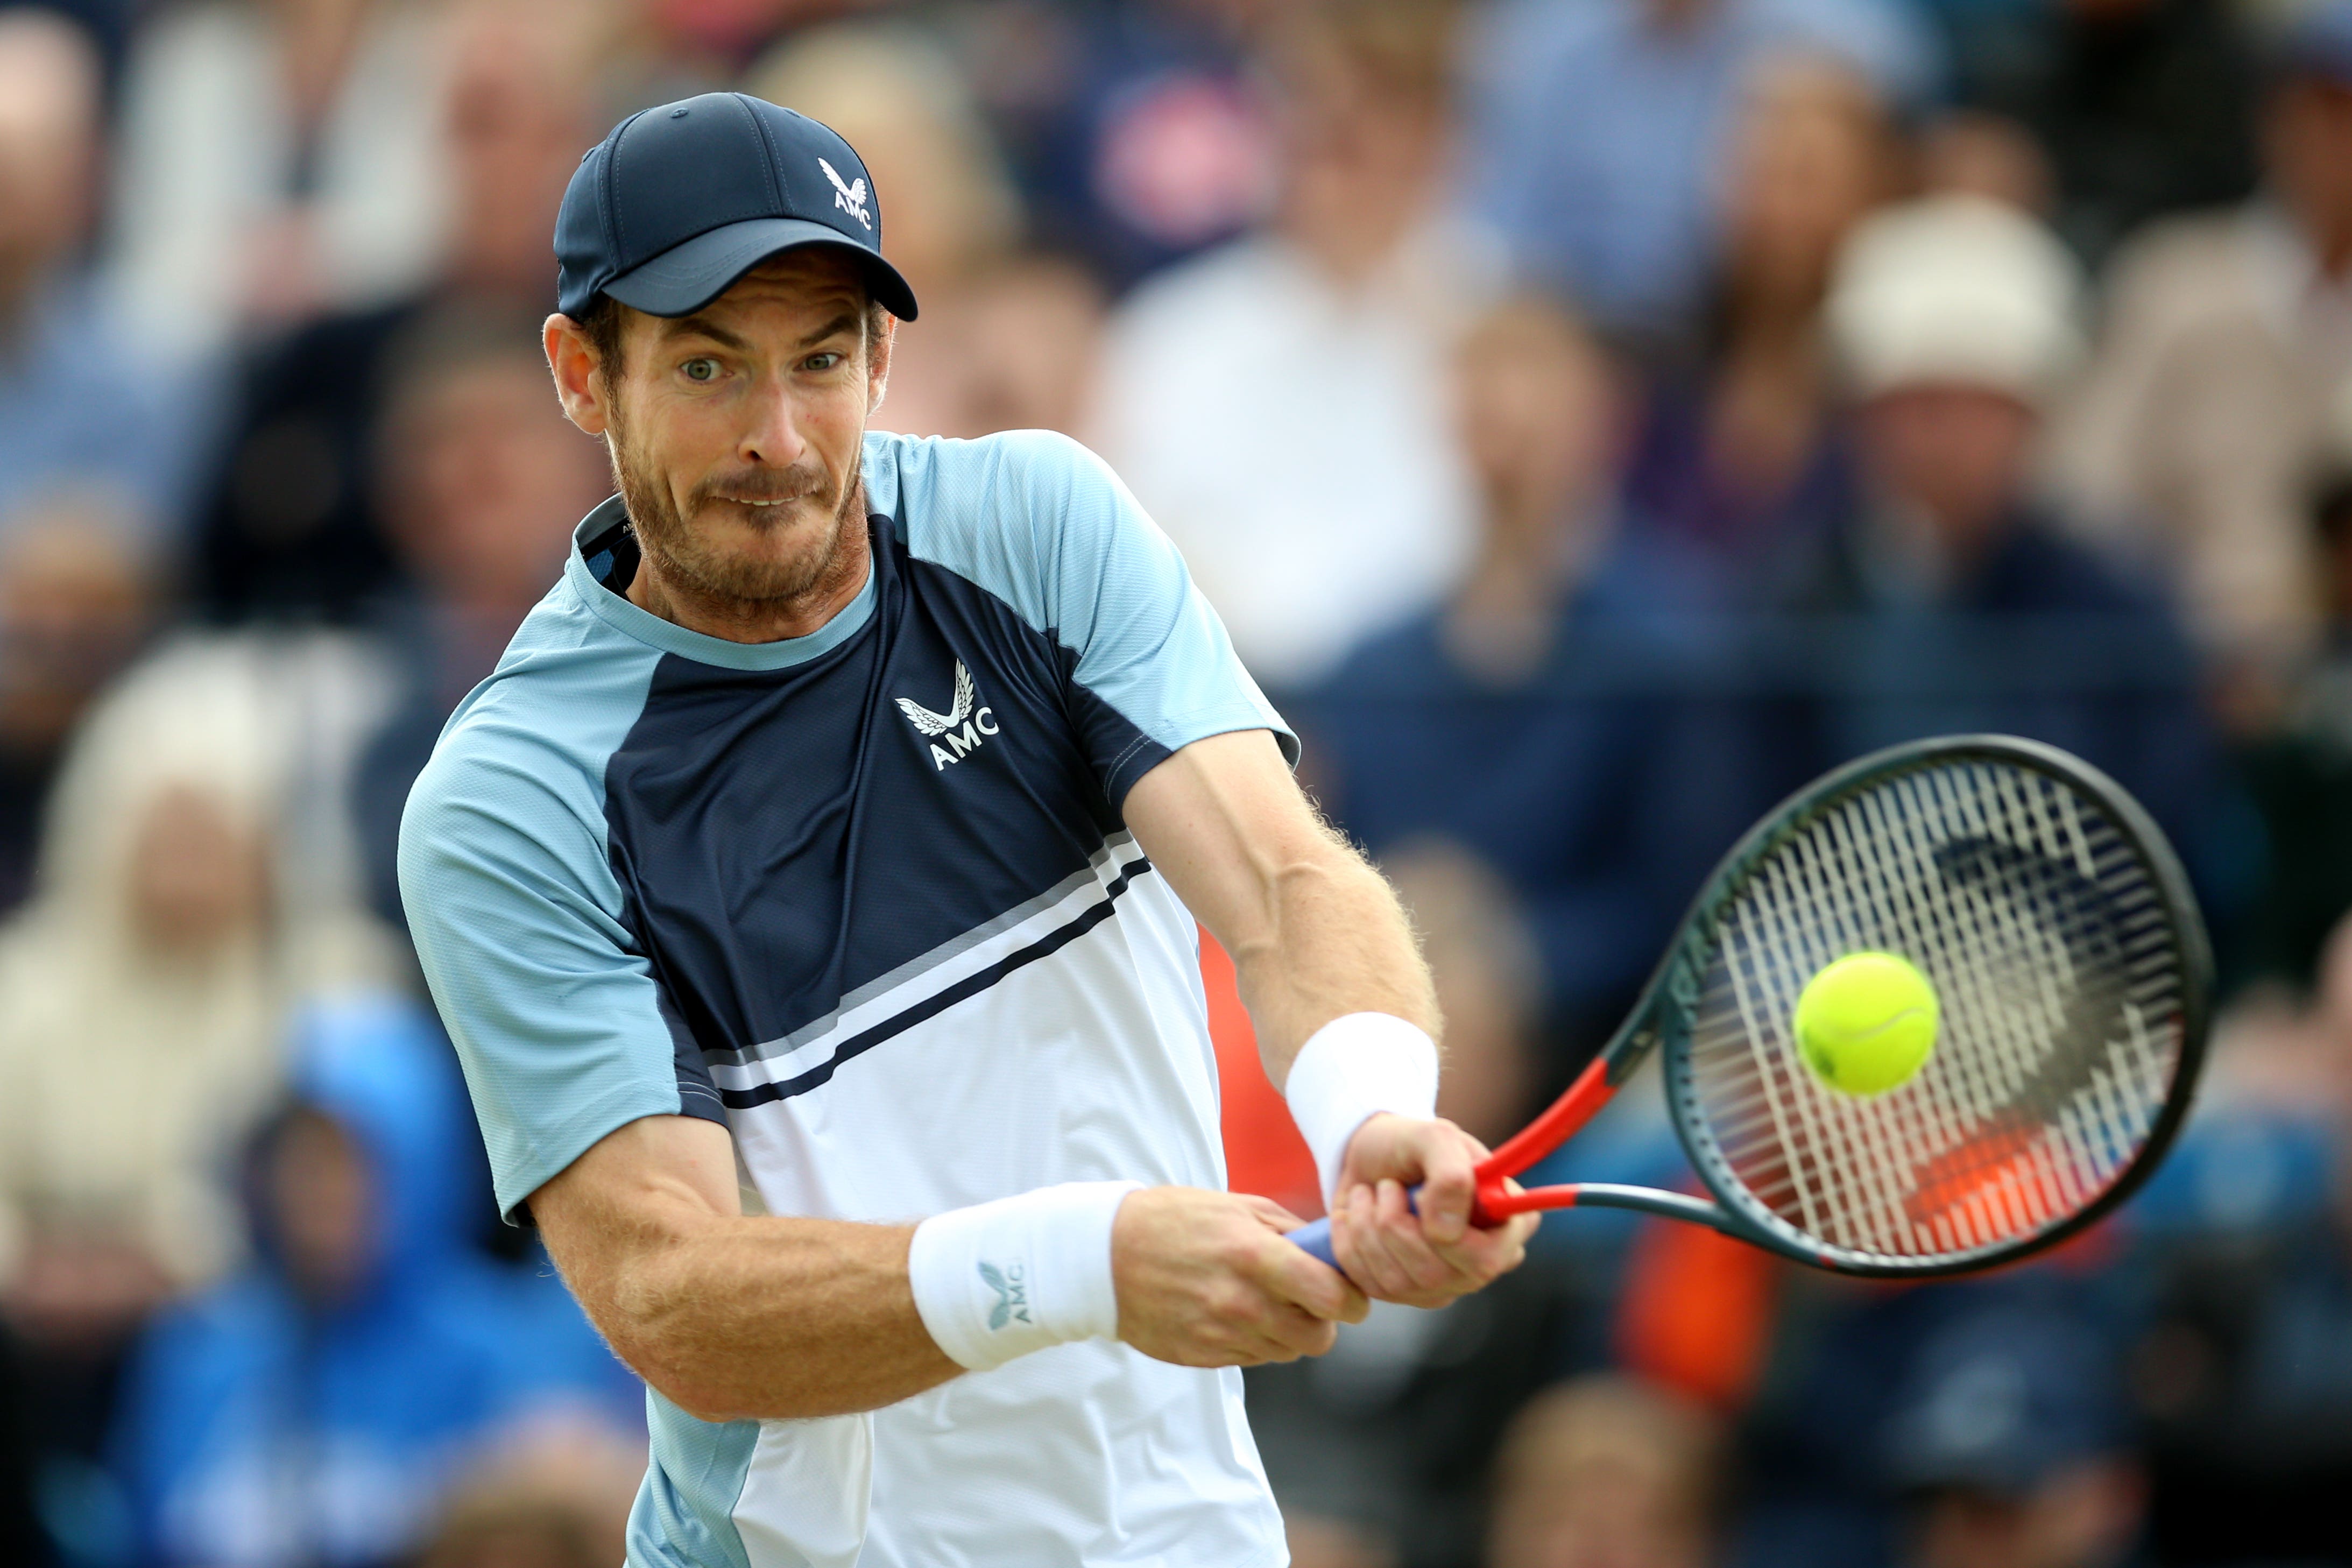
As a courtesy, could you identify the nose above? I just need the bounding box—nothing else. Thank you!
[738,372,808,471]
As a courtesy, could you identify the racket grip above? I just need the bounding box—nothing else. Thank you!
[1285,1186,1423,1271]
[1287,1216,1339,1268]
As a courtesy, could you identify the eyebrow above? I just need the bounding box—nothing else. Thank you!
[656,310,861,356]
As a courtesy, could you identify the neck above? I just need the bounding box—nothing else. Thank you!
[627,492,872,644]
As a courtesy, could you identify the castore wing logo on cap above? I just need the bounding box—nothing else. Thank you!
[818,157,871,230]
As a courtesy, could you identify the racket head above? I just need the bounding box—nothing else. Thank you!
[1642,735,2210,1278]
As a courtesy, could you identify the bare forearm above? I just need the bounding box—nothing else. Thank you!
[1228,845,1436,1084]
[531,1116,957,1422]
[597,1213,958,1421]
[1122,730,1437,1085]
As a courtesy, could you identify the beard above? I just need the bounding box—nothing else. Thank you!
[606,400,865,610]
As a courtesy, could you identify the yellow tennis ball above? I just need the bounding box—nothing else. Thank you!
[1792,951,1939,1096]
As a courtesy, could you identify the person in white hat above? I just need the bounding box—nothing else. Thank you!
[1778,195,2219,840]
[1819,193,2087,590]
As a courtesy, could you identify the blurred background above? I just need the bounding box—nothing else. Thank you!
[6,0,2352,1563]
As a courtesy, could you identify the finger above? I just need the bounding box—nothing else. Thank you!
[1258,1229,1369,1324]
[1435,1211,1535,1288]
[1260,1299,1342,1360]
[1378,1177,1466,1295]
[1238,1193,1308,1233]
[1335,1182,1417,1301]
[1415,1132,1481,1245]
[1347,1179,1444,1302]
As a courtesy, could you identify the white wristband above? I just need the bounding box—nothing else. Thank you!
[1284,1013,1439,1205]
[907,1181,1140,1372]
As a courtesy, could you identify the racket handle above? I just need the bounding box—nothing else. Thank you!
[1287,1216,1340,1268]
[1285,1185,1423,1270]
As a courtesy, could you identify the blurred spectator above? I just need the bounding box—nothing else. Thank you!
[1622,53,1896,576]
[1486,1374,1727,1568]
[950,0,1278,291]
[0,634,401,1550]
[958,252,1109,440]
[1098,0,1498,690]
[1461,0,1939,354]
[1916,111,2058,217]
[0,8,203,527]
[2056,1,2352,708]
[0,491,160,918]
[2123,909,2352,1563]
[1885,1305,2143,1568]
[1958,0,2261,271]
[348,302,611,927]
[1781,195,2223,859]
[114,998,633,1568]
[105,0,454,359]
[191,0,602,621]
[413,1420,645,1568]
[0,635,400,1301]
[2240,455,2352,986]
[1298,295,1762,1066]
[748,20,1057,440]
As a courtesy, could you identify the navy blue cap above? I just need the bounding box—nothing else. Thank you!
[555,92,919,324]
[1883,1306,2125,1495]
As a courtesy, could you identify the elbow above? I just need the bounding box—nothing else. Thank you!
[652,1370,752,1426]
[613,1323,756,1424]
[602,1266,753,1423]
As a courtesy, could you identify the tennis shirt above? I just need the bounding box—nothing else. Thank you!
[399,429,1296,1568]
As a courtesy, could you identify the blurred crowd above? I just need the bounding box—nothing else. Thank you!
[6,0,2352,1564]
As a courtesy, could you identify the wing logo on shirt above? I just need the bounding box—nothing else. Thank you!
[898,660,1000,771]
[979,1259,1030,1330]
[818,158,872,230]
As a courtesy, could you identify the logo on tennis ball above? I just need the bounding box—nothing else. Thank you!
[1792,951,1939,1095]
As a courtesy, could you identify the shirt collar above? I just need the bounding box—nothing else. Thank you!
[562,494,878,672]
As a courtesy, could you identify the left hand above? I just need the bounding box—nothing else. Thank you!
[1326,1113,1538,1308]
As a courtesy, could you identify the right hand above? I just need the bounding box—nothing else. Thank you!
[1112,1186,1368,1367]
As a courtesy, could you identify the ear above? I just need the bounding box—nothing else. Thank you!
[546,313,612,437]
[867,313,898,416]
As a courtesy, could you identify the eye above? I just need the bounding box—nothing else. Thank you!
[681,357,721,383]
[804,351,845,372]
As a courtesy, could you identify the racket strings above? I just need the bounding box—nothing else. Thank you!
[1682,758,2186,1267]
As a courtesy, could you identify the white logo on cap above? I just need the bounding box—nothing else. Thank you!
[818,157,871,230]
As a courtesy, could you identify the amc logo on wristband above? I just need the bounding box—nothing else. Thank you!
[980,1260,1031,1330]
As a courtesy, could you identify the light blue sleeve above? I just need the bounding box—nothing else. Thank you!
[398,619,700,1223]
[875,429,1297,800]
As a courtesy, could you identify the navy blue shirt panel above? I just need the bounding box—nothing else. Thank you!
[599,511,1162,1100]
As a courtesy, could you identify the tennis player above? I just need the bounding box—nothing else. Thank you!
[400,92,1535,1567]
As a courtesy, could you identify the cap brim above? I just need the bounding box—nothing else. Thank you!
[603,216,920,322]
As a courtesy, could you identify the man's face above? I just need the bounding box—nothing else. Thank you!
[1857,383,2039,555]
[556,251,891,608]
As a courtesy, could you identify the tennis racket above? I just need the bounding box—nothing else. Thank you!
[1287,734,2211,1279]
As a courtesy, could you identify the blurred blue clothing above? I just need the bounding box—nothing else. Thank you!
[112,996,632,1568]
[1760,504,2233,895]
[1296,534,1804,1048]
[0,276,202,532]
[1730,1274,2132,1568]
[1463,0,1940,346]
